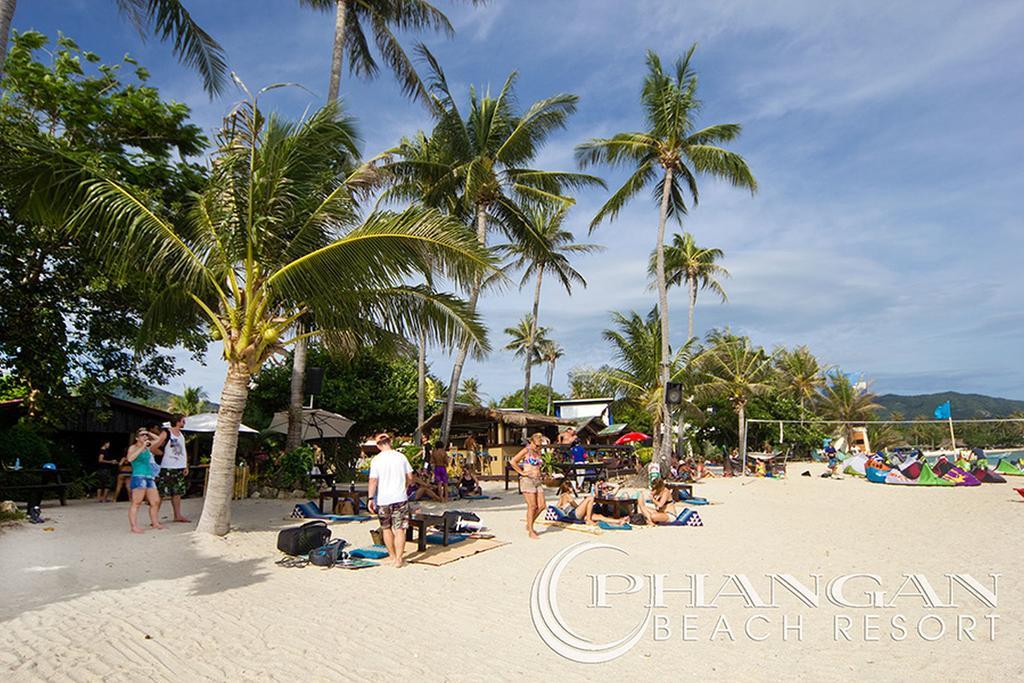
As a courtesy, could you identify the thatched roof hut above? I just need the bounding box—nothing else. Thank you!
[419,405,573,438]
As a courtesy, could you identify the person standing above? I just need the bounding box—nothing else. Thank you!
[430,440,450,502]
[511,433,546,539]
[153,415,190,523]
[95,441,119,502]
[127,428,165,533]
[367,433,413,568]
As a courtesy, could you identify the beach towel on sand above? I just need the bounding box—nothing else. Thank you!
[292,501,372,522]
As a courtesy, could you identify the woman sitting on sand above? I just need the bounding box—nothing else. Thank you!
[126,428,166,533]
[635,479,677,525]
[457,469,482,498]
[407,467,442,502]
[511,432,546,539]
[555,480,628,526]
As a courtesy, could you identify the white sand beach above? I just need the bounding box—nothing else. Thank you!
[2,464,1022,682]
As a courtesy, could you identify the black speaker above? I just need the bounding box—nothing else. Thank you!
[665,382,684,406]
[305,367,325,395]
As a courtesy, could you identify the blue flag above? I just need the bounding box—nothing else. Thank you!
[933,401,951,420]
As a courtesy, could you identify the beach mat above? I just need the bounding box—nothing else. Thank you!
[335,558,380,570]
[540,520,603,534]
[408,538,509,566]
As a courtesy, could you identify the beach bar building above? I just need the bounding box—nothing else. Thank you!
[418,405,576,477]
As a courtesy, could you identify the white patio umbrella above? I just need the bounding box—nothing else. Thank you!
[267,408,355,441]
[180,412,259,434]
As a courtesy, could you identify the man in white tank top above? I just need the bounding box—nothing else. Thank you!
[154,414,191,523]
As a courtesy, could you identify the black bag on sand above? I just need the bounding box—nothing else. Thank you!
[309,539,348,567]
[441,510,480,532]
[277,520,331,556]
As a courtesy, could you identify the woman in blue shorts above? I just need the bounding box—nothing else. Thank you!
[127,428,165,534]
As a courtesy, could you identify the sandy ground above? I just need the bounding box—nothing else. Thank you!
[1,463,1022,682]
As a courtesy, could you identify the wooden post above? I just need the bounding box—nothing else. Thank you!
[948,417,957,452]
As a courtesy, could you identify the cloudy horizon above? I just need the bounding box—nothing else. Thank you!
[17,0,1024,402]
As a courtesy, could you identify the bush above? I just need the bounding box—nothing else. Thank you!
[635,446,653,465]
[268,446,315,490]
[0,508,26,523]
[0,423,53,468]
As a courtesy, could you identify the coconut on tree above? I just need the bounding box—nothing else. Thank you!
[576,45,756,467]
[2,92,494,535]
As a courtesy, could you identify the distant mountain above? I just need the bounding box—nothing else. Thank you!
[875,391,1024,418]
[112,385,218,412]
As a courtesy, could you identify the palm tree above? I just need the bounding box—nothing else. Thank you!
[576,46,756,465]
[651,232,729,341]
[815,372,882,451]
[2,92,493,535]
[501,201,600,412]
[694,336,775,475]
[0,0,227,94]
[602,308,693,453]
[456,376,483,406]
[537,338,564,415]
[384,46,603,443]
[299,0,483,102]
[775,345,828,414]
[168,385,207,416]
[504,314,548,368]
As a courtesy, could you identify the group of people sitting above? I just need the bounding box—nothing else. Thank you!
[552,477,681,526]
[406,444,482,503]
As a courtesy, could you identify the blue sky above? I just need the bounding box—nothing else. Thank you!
[16,0,1024,402]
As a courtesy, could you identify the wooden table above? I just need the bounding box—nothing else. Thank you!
[0,468,67,511]
[319,485,369,514]
[555,462,608,492]
[664,481,694,500]
[405,512,452,552]
[594,496,636,518]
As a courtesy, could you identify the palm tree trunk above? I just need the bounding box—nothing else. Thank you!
[415,328,426,443]
[326,0,347,101]
[522,270,543,412]
[196,364,251,536]
[687,275,697,341]
[285,324,306,451]
[545,357,555,415]
[735,402,747,477]
[440,204,487,443]
[655,167,674,469]
[0,0,16,74]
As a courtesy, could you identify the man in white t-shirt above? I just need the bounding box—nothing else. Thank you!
[153,414,190,523]
[367,433,413,568]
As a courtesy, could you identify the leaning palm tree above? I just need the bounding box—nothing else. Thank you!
[500,201,600,411]
[774,345,828,414]
[168,385,208,416]
[651,232,729,341]
[299,0,484,102]
[536,338,564,415]
[1,91,493,535]
[815,372,882,450]
[577,46,756,465]
[384,46,603,443]
[694,336,775,475]
[0,0,227,94]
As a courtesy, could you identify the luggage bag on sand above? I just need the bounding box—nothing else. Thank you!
[277,520,332,556]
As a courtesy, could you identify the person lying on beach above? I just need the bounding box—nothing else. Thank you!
[636,479,677,525]
[555,480,628,526]
[457,469,482,498]
[407,468,442,502]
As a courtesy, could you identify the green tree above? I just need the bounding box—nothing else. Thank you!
[299,0,483,102]
[504,314,548,370]
[456,376,483,406]
[567,365,618,400]
[385,47,602,443]
[498,384,564,415]
[0,33,208,415]
[694,335,775,474]
[2,89,493,535]
[815,372,882,450]
[537,338,565,415]
[774,345,828,413]
[652,231,729,341]
[501,201,599,411]
[577,45,756,465]
[168,385,208,416]
[0,2,227,95]
[602,308,693,451]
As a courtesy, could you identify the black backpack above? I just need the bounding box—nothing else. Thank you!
[309,539,349,567]
[277,520,331,556]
